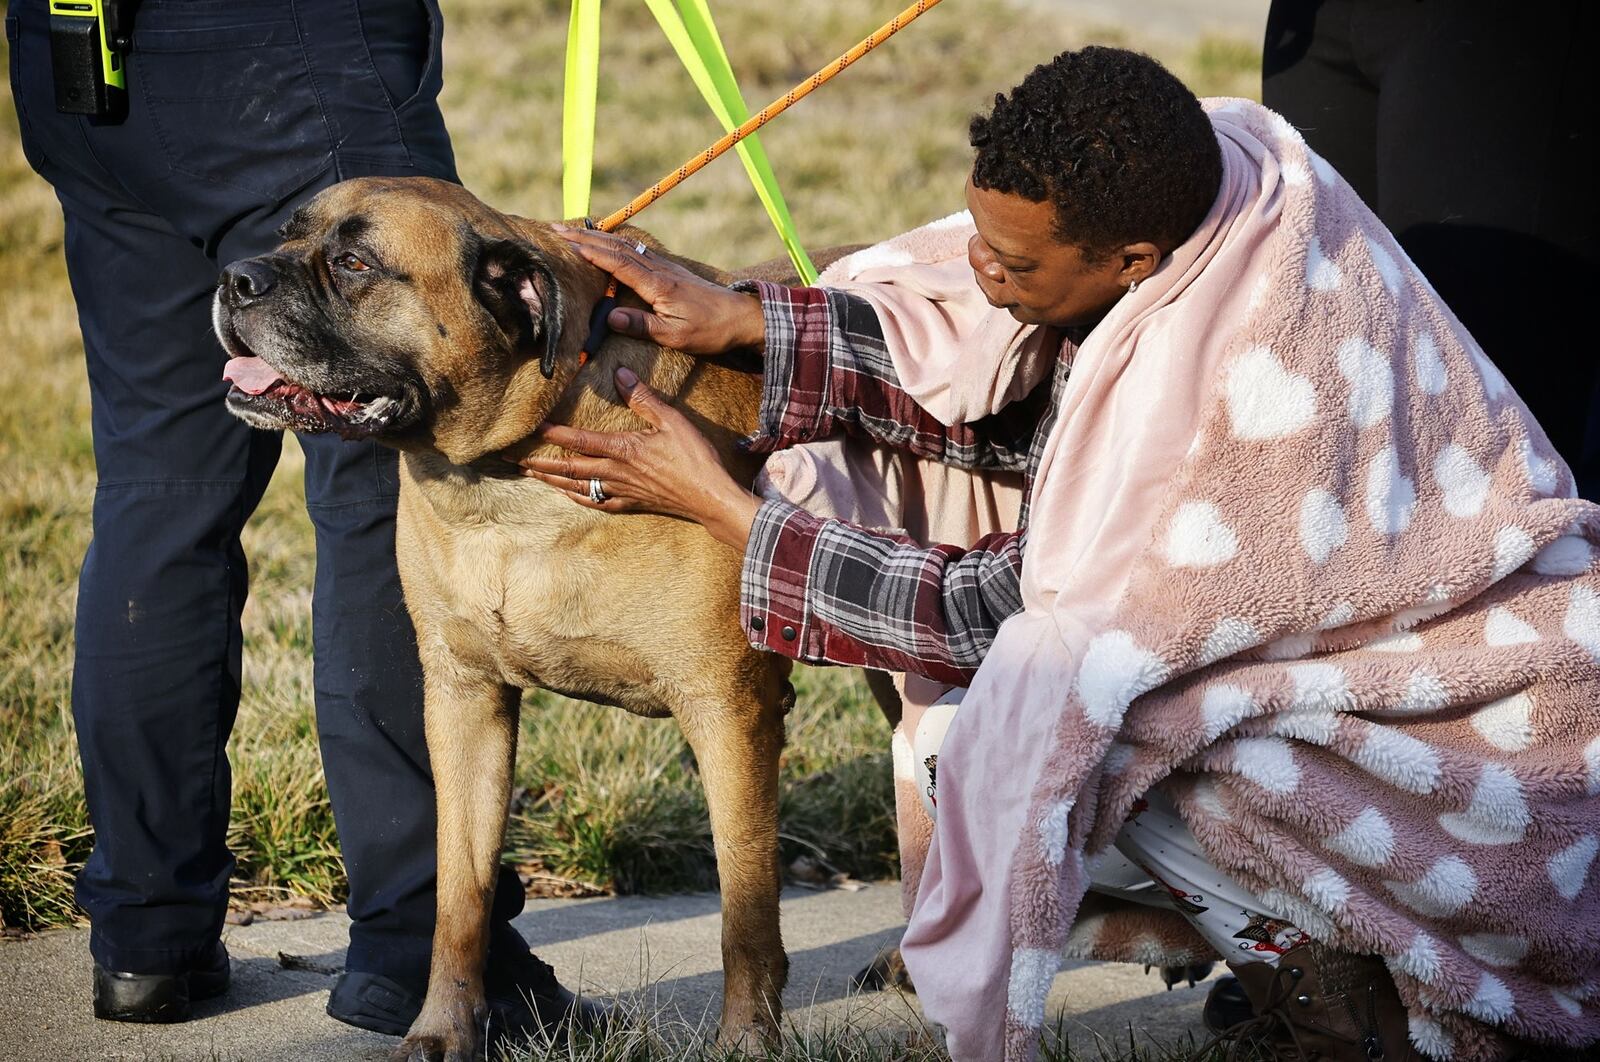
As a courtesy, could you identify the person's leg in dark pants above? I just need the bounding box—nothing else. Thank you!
[189,0,508,1000]
[1587,387,1600,503]
[9,0,551,1029]
[1360,1,1598,500]
[302,433,439,985]
[1262,0,1379,207]
[7,7,282,979]
[1265,0,1599,499]
[60,192,282,982]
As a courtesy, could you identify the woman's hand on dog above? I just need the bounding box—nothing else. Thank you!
[553,224,766,356]
[512,367,764,550]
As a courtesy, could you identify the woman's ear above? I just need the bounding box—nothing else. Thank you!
[1118,241,1163,289]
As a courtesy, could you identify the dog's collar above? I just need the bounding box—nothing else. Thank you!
[574,279,620,373]
[559,217,622,378]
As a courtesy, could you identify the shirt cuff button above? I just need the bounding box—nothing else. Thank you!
[750,615,765,632]
[781,625,797,641]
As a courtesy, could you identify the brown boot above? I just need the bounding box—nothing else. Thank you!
[1210,942,1423,1061]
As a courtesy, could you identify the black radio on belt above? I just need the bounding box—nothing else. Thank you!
[49,0,136,119]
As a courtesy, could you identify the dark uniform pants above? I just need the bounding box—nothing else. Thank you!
[1264,0,1600,501]
[6,0,523,984]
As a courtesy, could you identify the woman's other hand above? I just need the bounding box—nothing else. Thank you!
[552,224,766,356]
[513,366,763,551]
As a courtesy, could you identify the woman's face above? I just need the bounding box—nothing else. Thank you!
[965,177,1155,329]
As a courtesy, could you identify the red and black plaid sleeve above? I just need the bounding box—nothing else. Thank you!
[739,498,1027,685]
[733,281,1036,471]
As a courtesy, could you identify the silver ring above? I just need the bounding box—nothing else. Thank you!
[632,241,648,256]
[587,477,607,503]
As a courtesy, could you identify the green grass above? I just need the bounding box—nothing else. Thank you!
[505,666,899,897]
[0,0,1259,955]
[119,1019,1264,1062]
[495,1009,1265,1062]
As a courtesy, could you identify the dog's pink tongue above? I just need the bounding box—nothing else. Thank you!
[223,356,284,395]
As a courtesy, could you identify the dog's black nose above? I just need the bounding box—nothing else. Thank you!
[222,259,277,305]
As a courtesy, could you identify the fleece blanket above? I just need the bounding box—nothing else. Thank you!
[758,98,1600,1061]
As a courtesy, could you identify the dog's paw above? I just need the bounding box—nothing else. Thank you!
[388,1036,441,1062]
[714,1023,770,1055]
[714,1009,782,1055]
[388,1032,479,1062]
[851,944,915,993]
[390,1002,487,1062]
[1157,959,1215,989]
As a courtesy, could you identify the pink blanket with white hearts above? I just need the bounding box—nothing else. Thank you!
[762,99,1600,1060]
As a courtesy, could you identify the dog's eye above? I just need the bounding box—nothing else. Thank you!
[335,252,371,273]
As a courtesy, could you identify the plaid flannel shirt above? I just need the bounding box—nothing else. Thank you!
[734,281,1070,685]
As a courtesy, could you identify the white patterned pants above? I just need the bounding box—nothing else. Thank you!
[912,693,1307,966]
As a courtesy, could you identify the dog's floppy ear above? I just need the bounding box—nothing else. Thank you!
[472,238,566,379]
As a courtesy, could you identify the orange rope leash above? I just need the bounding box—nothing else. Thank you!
[594,0,946,233]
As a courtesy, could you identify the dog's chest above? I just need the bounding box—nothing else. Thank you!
[437,528,616,668]
[400,477,668,711]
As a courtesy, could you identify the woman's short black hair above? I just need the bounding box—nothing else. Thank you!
[969,46,1223,261]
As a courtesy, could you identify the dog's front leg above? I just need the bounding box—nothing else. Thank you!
[392,663,519,1062]
[680,696,788,1048]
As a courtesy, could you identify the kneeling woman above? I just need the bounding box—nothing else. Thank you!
[521,47,1600,1062]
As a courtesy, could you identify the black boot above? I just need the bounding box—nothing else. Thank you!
[1202,974,1254,1034]
[327,927,609,1044]
[482,926,611,1043]
[92,941,231,1024]
[326,969,419,1037]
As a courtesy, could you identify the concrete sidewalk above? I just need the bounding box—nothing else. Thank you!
[0,885,1217,1061]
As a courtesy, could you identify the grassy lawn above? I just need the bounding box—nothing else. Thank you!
[0,0,1258,1052]
[504,1017,1252,1062]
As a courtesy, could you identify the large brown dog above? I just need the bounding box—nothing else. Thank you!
[215,176,846,1060]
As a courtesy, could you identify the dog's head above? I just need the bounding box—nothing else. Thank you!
[216,176,605,463]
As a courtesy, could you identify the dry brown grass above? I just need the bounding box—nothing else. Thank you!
[0,0,1259,932]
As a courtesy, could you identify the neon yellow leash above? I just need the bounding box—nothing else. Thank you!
[563,0,947,372]
[640,0,817,282]
[566,1,951,284]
